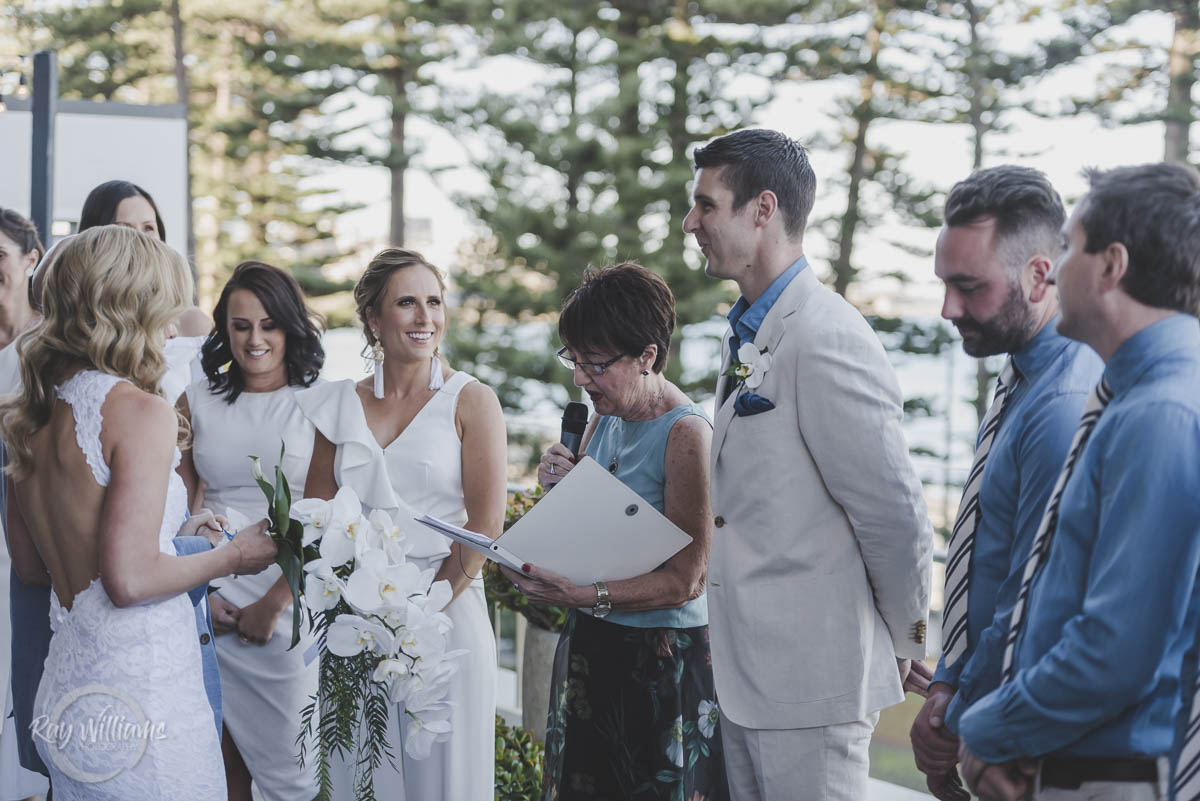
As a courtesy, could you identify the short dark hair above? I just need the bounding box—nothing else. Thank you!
[0,208,44,308]
[78,180,166,242]
[692,129,816,238]
[944,165,1065,270]
[1079,163,1200,315]
[354,248,448,352]
[201,261,325,402]
[558,262,676,373]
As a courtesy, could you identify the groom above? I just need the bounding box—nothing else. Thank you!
[685,128,932,801]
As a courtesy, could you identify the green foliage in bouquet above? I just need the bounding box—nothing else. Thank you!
[483,487,568,633]
[250,443,316,649]
[494,715,545,801]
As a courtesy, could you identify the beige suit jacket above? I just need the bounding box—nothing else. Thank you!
[708,267,932,730]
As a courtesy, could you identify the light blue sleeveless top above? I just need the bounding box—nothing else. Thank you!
[581,401,710,629]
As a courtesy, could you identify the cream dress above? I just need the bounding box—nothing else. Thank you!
[297,373,496,801]
[185,379,319,800]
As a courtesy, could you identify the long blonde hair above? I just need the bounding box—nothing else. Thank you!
[0,226,193,478]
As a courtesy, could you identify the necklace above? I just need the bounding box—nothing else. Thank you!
[609,383,669,474]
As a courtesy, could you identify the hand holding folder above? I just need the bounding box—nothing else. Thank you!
[415,456,692,585]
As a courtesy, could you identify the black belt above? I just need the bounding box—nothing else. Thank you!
[1041,756,1158,789]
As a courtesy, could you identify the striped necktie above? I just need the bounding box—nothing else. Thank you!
[941,357,1018,669]
[1178,670,1200,800]
[1001,379,1114,684]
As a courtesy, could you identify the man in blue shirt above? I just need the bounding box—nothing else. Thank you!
[958,163,1200,801]
[910,167,1103,800]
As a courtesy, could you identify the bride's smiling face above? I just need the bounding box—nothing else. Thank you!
[368,266,445,363]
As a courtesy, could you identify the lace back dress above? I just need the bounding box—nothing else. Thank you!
[33,370,225,800]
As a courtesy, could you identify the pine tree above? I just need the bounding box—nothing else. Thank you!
[437,0,794,417]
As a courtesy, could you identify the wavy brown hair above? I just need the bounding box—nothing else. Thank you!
[0,226,193,478]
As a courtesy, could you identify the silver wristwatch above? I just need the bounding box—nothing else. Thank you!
[592,581,612,619]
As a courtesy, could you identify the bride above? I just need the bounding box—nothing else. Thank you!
[299,248,506,800]
[0,226,277,800]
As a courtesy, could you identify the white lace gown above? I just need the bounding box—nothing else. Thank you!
[296,373,497,801]
[185,379,318,800]
[33,370,225,801]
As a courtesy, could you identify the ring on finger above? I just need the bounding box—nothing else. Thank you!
[550,463,556,476]
[238,635,250,644]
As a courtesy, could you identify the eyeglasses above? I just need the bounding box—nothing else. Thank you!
[556,347,624,376]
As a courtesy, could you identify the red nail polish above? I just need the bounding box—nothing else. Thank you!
[522,563,531,573]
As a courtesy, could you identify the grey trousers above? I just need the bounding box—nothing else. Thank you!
[720,710,879,801]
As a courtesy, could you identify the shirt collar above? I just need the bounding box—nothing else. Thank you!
[1010,316,1071,383]
[1103,313,1200,395]
[727,255,808,342]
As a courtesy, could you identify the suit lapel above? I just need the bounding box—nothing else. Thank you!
[710,268,820,468]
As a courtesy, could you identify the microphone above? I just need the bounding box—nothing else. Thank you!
[560,402,589,460]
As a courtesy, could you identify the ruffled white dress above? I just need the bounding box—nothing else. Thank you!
[185,379,319,800]
[296,373,496,801]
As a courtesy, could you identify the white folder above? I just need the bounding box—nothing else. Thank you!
[415,456,693,585]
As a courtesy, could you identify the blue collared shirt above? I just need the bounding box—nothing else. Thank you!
[727,256,807,351]
[959,314,1200,762]
[934,319,1103,732]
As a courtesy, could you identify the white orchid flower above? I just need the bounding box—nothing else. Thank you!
[343,549,424,614]
[303,558,343,611]
[292,486,361,549]
[326,613,395,658]
[364,509,415,562]
[735,342,773,390]
[372,657,410,687]
[317,510,370,567]
[402,697,453,760]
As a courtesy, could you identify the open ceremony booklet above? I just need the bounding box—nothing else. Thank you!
[415,456,693,585]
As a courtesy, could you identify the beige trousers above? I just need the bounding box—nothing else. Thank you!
[1035,758,1168,801]
[719,711,879,801]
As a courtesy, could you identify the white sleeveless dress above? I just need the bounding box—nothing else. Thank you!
[296,372,497,801]
[184,379,319,800]
[34,370,224,800]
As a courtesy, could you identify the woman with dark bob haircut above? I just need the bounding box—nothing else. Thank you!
[177,261,325,800]
[78,179,211,338]
[504,262,729,801]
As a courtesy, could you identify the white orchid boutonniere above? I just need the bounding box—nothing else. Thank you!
[724,342,776,417]
[728,342,772,389]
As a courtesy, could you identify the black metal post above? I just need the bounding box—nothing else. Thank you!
[30,50,57,247]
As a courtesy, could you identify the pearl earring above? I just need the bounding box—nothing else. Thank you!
[641,369,650,376]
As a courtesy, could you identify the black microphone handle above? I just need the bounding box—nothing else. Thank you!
[560,430,584,461]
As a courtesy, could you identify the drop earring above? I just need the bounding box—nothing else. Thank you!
[371,334,385,399]
[428,351,445,391]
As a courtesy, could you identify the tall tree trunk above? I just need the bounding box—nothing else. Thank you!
[388,68,407,247]
[1164,2,1199,164]
[169,0,197,289]
[832,15,880,298]
[967,0,991,427]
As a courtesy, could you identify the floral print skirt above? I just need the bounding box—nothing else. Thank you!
[542,610,729,801]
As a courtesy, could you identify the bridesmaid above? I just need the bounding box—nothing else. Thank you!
[299,248,506,801]
[177,261,325,801]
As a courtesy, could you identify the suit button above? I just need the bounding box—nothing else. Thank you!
[200,633,211,645]
[714,515,725,528]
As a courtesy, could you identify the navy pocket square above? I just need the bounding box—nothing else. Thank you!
[734,392,775,416]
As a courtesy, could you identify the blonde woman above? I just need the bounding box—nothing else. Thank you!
[0,226,277,800]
